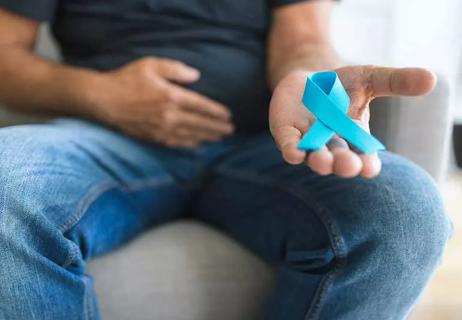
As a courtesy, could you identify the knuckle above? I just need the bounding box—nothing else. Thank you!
[157,85,174,101]
[139,57,157,69]
[156,60,168,73]
[137,59,156,77]
[139,68,152,79]
[161,109,178,128]
[165,88,178,102]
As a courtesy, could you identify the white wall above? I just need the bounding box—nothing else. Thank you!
[331,0,393,66]
[331,0,462,72]
[331,0,462,121]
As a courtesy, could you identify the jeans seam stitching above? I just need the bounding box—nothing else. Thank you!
[58,176,175,234]
[62,241,81,269]
[59,180,118,233]
[302,206,347,320]
[212,167,348,320]
[84,276,93,320]
[58,176,175,320]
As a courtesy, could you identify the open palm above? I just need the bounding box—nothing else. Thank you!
[269,66,436,178]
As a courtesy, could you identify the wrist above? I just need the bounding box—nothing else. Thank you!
[268,45,342,90]
[68,69,112,122]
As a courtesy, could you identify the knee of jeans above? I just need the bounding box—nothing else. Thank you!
[0,124,82,224]
[0,124,75,186]
[0,122,76,155]
[0,125,80,267]
[343,152,451,276]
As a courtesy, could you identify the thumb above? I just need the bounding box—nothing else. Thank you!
[368,67,437,97]
[269,71,312,164]
[155,59,201,84]
[271,125,307,164]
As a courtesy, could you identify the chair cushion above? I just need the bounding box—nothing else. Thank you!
[87,220,276,320]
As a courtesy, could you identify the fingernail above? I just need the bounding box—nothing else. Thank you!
[186,68,201,79]
[222,128,233,135]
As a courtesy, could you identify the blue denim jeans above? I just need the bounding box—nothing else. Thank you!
[0,118,451,320]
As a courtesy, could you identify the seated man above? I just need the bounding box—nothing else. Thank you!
[0,0,451,319]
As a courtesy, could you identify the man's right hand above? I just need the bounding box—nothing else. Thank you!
[91,57,234,148]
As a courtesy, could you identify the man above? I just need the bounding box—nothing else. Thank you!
[0,0,451,319]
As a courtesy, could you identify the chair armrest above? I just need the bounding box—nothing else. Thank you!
[369,74,451,181]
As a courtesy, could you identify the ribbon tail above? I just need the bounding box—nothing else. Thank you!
[308,94,386,154]
[344,127,385,154]
[298,120,335,151]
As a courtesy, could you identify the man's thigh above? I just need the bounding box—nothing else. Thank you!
[193,131,448,264]
[192,132,451,319]
[0,118,197,261]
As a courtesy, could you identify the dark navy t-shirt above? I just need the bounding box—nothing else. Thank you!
[0,0,313,131]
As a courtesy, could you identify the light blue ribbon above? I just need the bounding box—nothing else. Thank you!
[298,71,385,154]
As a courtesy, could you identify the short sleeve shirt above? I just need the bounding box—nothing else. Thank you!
[0,0,329,130]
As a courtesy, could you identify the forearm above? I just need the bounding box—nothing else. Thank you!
[0,47,104,118]
[268,42,341,90]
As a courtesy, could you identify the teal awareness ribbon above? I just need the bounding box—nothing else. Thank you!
[298,71,385,154]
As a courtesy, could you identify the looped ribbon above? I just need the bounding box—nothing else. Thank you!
[298,71,385,154]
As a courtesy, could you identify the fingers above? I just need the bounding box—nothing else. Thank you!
[307,135,382,178]
[175,126,226,142]
[173,86,232,121]
[331,148,362,178]
[161,120,231,147]
[369,67,437,98]
[327,137,362,178]
[153,127,223,149]
[151,59,231,120]
[307,147,333,175]
[119,124,202,148]
[359,153,382,178]
[168,123,230,147]
[154,59,201,84]
[173,110,234,136]
[273,125,306,164]
[275,124,380,178]
[159,136,201,148]
[152,127,222,148]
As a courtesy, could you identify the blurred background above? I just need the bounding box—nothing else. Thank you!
[0,0,459,318]
[331,0,462,319]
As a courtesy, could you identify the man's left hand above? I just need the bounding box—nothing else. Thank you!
[269,65,436,178]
